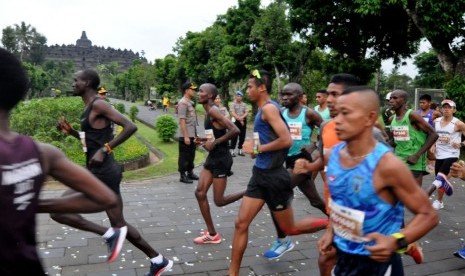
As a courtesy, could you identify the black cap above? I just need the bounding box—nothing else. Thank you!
[182,81,198,91]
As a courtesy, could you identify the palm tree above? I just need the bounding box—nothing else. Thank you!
[14,21,36,61]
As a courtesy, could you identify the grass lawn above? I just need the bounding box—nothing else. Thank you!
[122,121,206,182]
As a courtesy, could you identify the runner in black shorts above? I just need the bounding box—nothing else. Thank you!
[54,69,173,275]
[229,70,328,276]
[246,166,293,211]
[192,83,245,244]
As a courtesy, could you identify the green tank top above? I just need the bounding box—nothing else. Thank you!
[391,109,427,172]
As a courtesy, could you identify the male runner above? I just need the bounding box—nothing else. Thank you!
[424,99,465,209]
[263,82,326,259]
[55,69,173,275]
[319,86,438,275]
[228,70,328,276]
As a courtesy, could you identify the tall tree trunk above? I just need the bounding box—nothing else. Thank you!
[405,6,457,76]
[274,64,281,94]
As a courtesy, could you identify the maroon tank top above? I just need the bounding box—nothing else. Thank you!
[0,135,46,275]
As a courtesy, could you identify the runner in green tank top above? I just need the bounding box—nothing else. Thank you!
[388,90,438,186]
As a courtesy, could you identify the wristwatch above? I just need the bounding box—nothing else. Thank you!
[391,232,408,253]
[101,146,109,154]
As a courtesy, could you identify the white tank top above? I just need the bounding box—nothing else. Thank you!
[435,117,461,159]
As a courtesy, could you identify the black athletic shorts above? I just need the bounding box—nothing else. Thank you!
[435,157,458,176]
[203,149,233,178]
[89,156,122,195]
[245,166,293,211]
[334,248,404,276]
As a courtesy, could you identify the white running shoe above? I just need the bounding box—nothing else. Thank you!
[432,199,444,210]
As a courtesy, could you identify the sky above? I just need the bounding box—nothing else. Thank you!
[0,0,427,78]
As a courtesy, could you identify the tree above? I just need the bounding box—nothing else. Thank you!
[154,54,179,97]
[23,62,49,98]
[250,2,292,92]
[285,0,421,83]
[1,26,17,53]
[354,0,465,77]
[1,22,47,64]
[413,50,447,88]
[14,22,36,61]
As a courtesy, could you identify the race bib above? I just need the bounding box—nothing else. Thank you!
[288,122,303,140]
[329,199,367,243]
[391,125,410,141]
[437,132,451,144]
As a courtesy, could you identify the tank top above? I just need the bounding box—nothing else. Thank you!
[282,106,312,156]
[80,97,115,168]
[327,142,404,255]
[418,108,434,127]
[254,100,289,169]
[391,109,427,171]
[315,105,331,121]
[204,111,229,156]
[0,135,46,274]
[435,117,461,159]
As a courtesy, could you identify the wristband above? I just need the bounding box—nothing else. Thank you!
[391,232,408,253]
[104,143,113,154]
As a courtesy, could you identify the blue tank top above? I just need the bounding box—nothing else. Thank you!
[327,142,404,255]
[0,135,46,274]
[417,108,434,127]
[254,100,289,169]
[282,107,312,156]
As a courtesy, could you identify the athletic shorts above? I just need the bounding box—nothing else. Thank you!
[245,166,293,211]
[333,248,404,276]
[89,158,122,194]
[435,157,458,176]
[203,149,233,178]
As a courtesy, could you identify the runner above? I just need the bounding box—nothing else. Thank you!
[424,99,465,209]
[193,83,245,244]
[294,73,360,276]
[388,89,439,187]
[228,70,328,276]
[263,82,326,260]
[0,48,117,275]
[54,69,173,275]
[319,86,438,276]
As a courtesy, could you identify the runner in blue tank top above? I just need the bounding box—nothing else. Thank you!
[320,86,438,276]
[229,70,328,276]
[0,48,117,276]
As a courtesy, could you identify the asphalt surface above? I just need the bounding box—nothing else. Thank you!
[37,99,465,275]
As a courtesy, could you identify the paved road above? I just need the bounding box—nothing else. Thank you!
[37,99,465,275]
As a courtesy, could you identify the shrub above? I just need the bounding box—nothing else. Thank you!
[129,105,139,122]
[115,103,126,114]
[155,115,178,142]
[10,97,148,166]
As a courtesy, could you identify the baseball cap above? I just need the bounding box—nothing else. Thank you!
[98,87,107,94]
[182,81,198,91]
[385,92,392,100]
[236,91,243,97]
[441,99,456,107]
